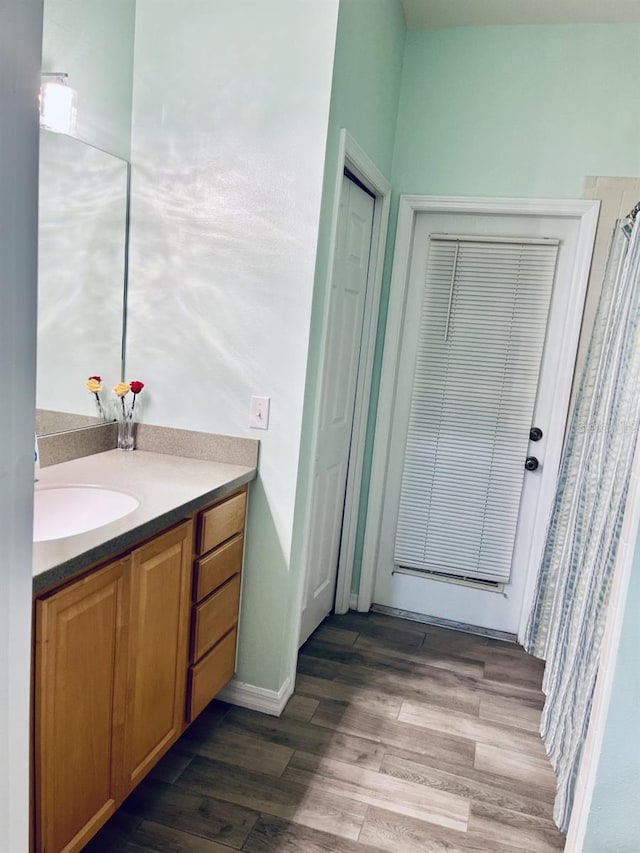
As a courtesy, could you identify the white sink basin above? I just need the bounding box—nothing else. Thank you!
[34,484,140,542]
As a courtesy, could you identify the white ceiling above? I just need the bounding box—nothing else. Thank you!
[401,0,640,28]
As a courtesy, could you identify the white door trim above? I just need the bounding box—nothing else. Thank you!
[358,195,600,634]
[292,128,391,654]
[333,131,391,614]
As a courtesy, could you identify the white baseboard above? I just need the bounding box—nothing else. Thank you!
[217,676,292,717]
[349,592,359,610]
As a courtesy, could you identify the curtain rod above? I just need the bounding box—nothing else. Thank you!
[626,200,640,223]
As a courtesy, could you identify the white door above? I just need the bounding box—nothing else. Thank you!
[374,211,583,636]
[299,175,374,645]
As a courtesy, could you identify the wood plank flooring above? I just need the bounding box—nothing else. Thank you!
[85,611,565,852]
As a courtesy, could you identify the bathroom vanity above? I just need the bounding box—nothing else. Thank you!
[31,446,256,853]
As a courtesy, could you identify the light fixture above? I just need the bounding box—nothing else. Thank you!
[39,73,77,134]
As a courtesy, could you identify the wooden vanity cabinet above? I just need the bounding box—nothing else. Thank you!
[33,487,248,853]
[187,486,247,722]
[34,556,130,853]
[33,520,192,853]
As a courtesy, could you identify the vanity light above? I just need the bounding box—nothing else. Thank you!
[39,73,77,134]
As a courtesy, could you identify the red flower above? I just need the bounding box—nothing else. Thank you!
[129,381,144,395]
[88,375,102,382]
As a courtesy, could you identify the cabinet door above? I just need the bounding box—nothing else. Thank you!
[122,520,192,792]
[34,557,129,853]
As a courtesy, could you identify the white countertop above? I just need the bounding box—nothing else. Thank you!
[33,449,256,593]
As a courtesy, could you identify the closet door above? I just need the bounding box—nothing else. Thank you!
[299,174,374,644]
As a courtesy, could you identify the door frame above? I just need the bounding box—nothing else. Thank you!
[297,129,391,637]
[358,195,600,640]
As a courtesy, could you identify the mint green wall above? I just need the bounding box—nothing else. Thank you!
[303,0,405,365]
[351,23,640,591]
[290,0,405,621]
[394,25,640,199]
[128,0,339,693]
[583,531,640,851]
[329,0,406,173]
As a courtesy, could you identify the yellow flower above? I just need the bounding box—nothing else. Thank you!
[86,377,102,393]
[113,382,130,397]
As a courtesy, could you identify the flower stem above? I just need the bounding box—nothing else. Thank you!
[94,393,105,420]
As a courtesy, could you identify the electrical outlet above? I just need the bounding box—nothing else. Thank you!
[249,396,270,430]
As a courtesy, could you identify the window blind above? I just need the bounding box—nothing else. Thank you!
[394,236,559,584]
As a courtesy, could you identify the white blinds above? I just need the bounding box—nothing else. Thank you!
[394,236,559,583]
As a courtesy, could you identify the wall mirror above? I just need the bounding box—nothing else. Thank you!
[36,129,129,436]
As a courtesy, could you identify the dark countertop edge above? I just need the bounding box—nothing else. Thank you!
[32,468,256,596]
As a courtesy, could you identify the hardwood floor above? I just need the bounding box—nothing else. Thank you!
[85,611,565,852]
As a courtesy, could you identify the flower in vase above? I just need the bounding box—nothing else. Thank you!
[86,376,102,393]
[129,381,145,420]
[86,375,106,420]
[113,380,145,422]
[113,382,131,421]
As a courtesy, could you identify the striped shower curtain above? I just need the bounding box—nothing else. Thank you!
[525,212,640,832]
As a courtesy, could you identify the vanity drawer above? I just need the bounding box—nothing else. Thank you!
[197,490,247,556]
[187,627,237,723]
[191,573,241,663]
[194,534,243,603]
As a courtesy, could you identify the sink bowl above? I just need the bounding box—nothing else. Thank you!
[34,484,140,542]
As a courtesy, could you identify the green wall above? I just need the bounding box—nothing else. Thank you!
[291,0,405,628]
[351,23,640,590]
[329,0,406,174]
[129,0,339,694]
[394,24,640,198]
[303,0,405,373]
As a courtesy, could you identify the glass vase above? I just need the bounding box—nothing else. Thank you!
[117,417,136,451]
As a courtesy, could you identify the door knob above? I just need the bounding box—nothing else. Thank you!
[529,427,543,442]
[525,456,539,471]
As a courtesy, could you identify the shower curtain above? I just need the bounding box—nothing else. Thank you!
[525,211,640,832]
